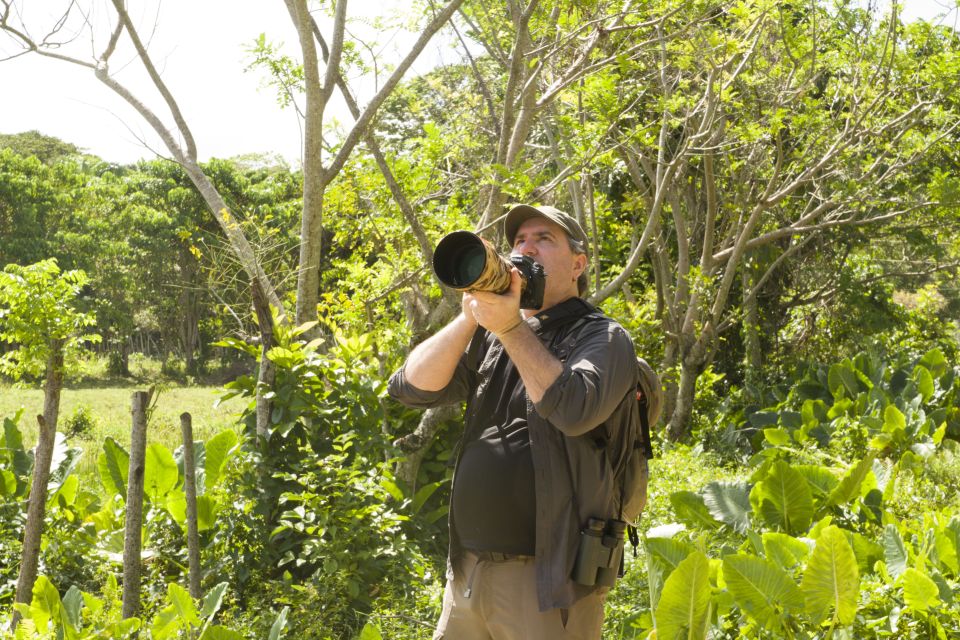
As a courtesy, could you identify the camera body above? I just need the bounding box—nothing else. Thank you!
[571,518,626,588]
[433,231,546,310]
[510,254,546,310]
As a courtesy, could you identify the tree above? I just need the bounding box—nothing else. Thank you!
[552,1,960,438]
[0,259,98,630]
[0,130,80,165]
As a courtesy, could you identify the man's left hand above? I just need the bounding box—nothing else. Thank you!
[465,268,524,337]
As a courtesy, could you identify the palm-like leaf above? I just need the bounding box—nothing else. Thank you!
[702,481,752,534]
[750,461,813,535]
[647,537,696,610]
[722,554,804,630]
[763,532,810,571]
[655,550,711,640]
[801,525,859,625]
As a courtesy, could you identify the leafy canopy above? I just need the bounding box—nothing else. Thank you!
[0,259,99,379]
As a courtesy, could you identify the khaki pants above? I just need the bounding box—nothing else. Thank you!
[433,552,606,640]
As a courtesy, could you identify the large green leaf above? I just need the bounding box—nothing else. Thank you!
[762,532,811,571]
[144,442,179,503]
[1,469,18,496]
[901,568,939,612]
[722,554,804,630]
[912,365,935,402]
[97,437,129,498]
[268,606,290,640]
[62,585,83,631]
[200,582,229,619]
[883,524,908,579]
[167,582,201,626]
[882,405,906,434]
[646,537,696,610]
[670,491,722,530]
[702,481,753,534]
[203,429,238,491]
[358,622,383,640]
[934,517,960,577]
[828,362,861,398]
[801,526,859,626]
[827,454,874,507]
[27,575,62,632]
[167,492,220,532]
[199,627,246,640]
[750,461,813,535]
[793,465,839,501]
[654,550,711,640]
[919,348,948,379]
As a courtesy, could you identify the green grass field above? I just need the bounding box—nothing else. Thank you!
[0,384,248,479]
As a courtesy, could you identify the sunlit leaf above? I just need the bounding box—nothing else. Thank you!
[722,554,803,630]
[801,526,859,625]
[901,568,939,612]
[702,481,753,534]
[654,550,711,640]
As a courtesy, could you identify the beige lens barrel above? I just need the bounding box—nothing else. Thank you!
[433,231,513,293]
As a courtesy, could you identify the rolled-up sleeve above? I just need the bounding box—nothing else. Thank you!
[533,322,635,436]
[387,354,475,409]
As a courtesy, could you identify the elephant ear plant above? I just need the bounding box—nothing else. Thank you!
[0,259,98,631]
[643,349,960,638]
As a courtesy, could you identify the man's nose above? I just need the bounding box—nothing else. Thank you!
[516,239,536,256]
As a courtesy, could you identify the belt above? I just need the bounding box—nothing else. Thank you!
[468,550,534,562]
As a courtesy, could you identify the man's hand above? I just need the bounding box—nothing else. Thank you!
[464,269,524,337]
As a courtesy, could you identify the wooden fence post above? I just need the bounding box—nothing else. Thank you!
[180,412,202,599]
[9,414,57,631]
[122,390,150,619]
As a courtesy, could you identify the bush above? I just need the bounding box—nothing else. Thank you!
[214,319,440,637]
[62,404,98,439]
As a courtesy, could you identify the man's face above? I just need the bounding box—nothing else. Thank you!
[510,217,586,308]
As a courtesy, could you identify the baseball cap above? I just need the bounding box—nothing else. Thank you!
[504,204,589,254]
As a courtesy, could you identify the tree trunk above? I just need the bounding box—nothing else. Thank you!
[666,358,701,442]
[9,342,62,631]
[10,340,63,631]
[742,263,762,399]
[393,405,459,490]
[122,390,150,620]
[666,328,714,442]
[180,413,202,600]
[179,250,201,377]
[251,280,276,442]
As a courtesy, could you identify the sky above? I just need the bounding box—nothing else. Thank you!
[1,0,957,166]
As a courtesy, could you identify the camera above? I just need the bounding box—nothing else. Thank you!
[433,230,546,310]
[571,518,626,587]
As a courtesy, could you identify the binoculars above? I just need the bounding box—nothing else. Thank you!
[571,518,626,587]
[433,231,546,310]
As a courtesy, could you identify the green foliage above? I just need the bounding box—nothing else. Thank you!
[0,412,30,603]
[632,347,960,638]
[0,259,99,379]
[213,320,443,635]
[62,405,98,440]
[8,573,270,640]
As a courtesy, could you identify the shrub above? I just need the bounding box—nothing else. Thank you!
[62,405,98,439]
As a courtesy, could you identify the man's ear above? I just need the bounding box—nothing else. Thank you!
[572,253,587,278]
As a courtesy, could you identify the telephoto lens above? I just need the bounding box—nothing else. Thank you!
[432,231,546,309]
[433,231,512,293]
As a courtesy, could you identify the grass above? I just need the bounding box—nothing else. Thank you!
[0,384,248,480]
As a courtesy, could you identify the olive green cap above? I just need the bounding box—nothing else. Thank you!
[504,204,589,255]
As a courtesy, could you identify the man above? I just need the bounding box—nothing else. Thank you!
[388,204,640,639]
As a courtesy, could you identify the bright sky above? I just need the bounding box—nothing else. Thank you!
[1,0,956,166]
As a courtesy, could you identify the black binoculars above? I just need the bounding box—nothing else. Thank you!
[571,518,626,587]
[433,230,546,310]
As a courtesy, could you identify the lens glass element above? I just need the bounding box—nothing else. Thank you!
[453,245,485,286]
